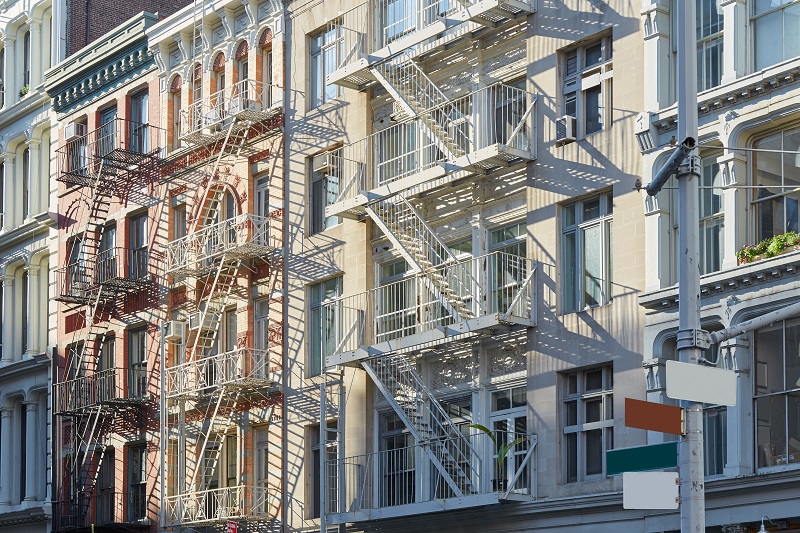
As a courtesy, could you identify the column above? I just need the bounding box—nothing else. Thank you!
[643,193,672,291]
[0,409,11,506]
[1,276,13,364]
[2,37,15,107]
[2,154,14,231]
[643,358,670,444]
[28,20,41,89]
[23,400,38,501]
[27,141,39,218]
[720,151,747,270]
[722,337,753,477]
[641,1,671,111]
[720,0,747,84]
[24,265,39,356]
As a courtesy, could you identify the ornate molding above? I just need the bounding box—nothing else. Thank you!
[643,358,666,392]
[488,347,525,377]
[430,355,473,390]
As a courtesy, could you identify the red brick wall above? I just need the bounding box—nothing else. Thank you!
[67,0,193,56]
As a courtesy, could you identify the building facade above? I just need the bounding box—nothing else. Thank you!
[0,0,60,531]
[148,0,285,531]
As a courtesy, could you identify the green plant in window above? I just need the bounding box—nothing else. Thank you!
[470,423,526,491]
[736,231,800,264]
[18,85,29,98]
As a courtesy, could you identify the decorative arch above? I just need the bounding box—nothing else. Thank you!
[212,51,226,72]
[192,183,242,226]
[235,40,249,60]
[258,28,273,48]
[170,74,183,93]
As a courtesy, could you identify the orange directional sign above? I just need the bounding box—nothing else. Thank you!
[625,398,684,435]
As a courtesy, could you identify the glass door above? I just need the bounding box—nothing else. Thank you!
[130,91,149,153]
[98,106,117,159]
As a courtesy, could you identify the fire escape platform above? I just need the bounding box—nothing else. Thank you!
[328,0,534,91]
[327,143,532,220]
[327,491,530,525]
[327,313,533,368]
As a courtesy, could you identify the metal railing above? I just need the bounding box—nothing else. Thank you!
[96,247,150,287]
[164,485,273,525]
[54,261,92,303]
[164,214,274,274]
[180,79,279,140]
[54,367,149,414]
[326,84,534,205]
[57,118,166,186]
[94,491,150,526]
[326,430,535,517]
[165,348,280,398]
[322,251,535,359]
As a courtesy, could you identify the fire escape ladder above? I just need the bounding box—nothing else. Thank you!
[364,197,477,321]
[371,54,465,160]
[361,354,476,497]
[189,389,239,492]
[68,407,114,526]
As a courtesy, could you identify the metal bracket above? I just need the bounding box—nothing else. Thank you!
[676,328,711,351]
[678,154,701,178]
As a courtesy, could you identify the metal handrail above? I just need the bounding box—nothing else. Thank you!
[180,79,279,138]
[163,485,274,525]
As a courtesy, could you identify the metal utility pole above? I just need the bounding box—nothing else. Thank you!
[676,1,704,530]
[643,2,705,531]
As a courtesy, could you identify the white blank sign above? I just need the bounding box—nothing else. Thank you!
[623,472,679,510]
[666,360,737,406]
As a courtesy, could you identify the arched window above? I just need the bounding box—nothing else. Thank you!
[23,30,30,89]
[259,29,273,107]
[212,52,225,95]
[235,41,248,87]
[170,75,183,150]
[22,147,29,220]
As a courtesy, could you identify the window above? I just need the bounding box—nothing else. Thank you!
[563,365,613,482]
[310,161,340,233]
[704,406,727,476]
[97,450,114,524]
[490,222,528,314]
[377,260,417,342]
[308,277,341,376]
[21,270,27,353]
[753,127,800,242]
[130,91,148,153]
[309,24,342,108]
[173,204,186,241]
[697,0,723,92]
[309,420,338,518]
[22,147,29,220]
[562,192,613,313]
[254,427,269,513]
[0,47,5,107]
[128,446,147,521]
[129,328,147,398]
[754,317,800,469]
[98,337,115,402]
[753,0,800,71]
[22,31,30,89]
[263,46,273,107]
[97,225,117,284]
[491,387,529,492]
[170,81,182,151]
[699,159,724,274]
[561,36,612,137]
[225,434,237,487]
[380,412,415,506]
[129,213,148,280]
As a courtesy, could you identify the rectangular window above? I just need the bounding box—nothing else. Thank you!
[309,420,338,518]
[753,0,800,71]
[22,148,29,220]
[562,192,613,313]
[561,36,612,137]
[699,159,724,275]
[308,277,342,376]
[225,434,237,487]
[128,445,147,521]
[97,449,114,524]
[754,317,800,469]
[697,0,724,92]
[490,388,529,492]
[130,90,149,152]
[129,328,147,398]
[563,365,614,482]
[704,406,727,476]
[310,163,341,234]
[753,128,800,242]
[129,213,148,280]
[22,31,30,89]
[380,412,415,506]
[309,24,342,108]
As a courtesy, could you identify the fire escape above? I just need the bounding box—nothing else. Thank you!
[160,74,284,529]
[317,0,538,526]
[53,118,165,531]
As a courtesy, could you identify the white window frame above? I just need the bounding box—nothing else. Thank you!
[561,192,613,313]
[309,23,342,109]
[310,160,341,234]
[562,365,614,483]
[561,35,613,138]
[697,0,724,92]
[489,386,529,493]
[308,276,342,377]
[752,0,800,72]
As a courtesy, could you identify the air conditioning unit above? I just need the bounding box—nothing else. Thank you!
[313,153,333,174]
[164,320,186,344]
[64,122,87,142]
[188,311,220,331]
[555,115,576,146]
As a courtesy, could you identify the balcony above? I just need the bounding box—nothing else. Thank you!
[328,0,534,90]
[323,252,536,367]
[325,431,536,524]
[164,485,274,526]
[54,368,149,416]
[55,248,151,304]
[57,118,166,189]
[180,79,283,146]
[165,348,281,399]
[164,214,275,275]
[55,492,150,532]
[324,85,536,219]
[54,262,93,304]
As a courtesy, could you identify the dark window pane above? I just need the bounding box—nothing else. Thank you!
[586,429,603,475]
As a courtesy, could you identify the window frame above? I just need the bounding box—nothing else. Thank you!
[561,192,613,313]
[560,35,613,138]
[696,0,724,92]
[308,276,343,377]
[127,445,147,522]
[309,23,343,109]
[309,158,341,234]
[562,365,614,483]
[752,0,800,72]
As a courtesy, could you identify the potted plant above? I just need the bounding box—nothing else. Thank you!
[470,424,527,493]
[18,85,29,98]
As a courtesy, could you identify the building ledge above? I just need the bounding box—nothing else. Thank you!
[0,353,50,379]
[0,211,54,249]
[639,250,800,311]
[0,502,50,527]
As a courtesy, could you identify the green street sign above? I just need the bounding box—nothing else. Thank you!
[606,441,678,476]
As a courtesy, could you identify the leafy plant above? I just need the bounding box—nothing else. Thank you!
[18,85,29,98]
[737,231,800,264]
[470,423,527,490]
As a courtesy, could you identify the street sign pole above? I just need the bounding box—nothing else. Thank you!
[676,1,705,531]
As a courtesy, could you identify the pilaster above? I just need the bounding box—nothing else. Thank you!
[721,336,752,477]
[643,192,672,291]
[1,275,13,364]
[0,408,12,505]
[24,264,39,356]
[641,1,671,110]
[719,151,747,270]
[28,20,42,89]
[27,140,40,219]
[2,153,15,231]
[720,0,747,85]
[23,401,38,502]
[2,36,15,107]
